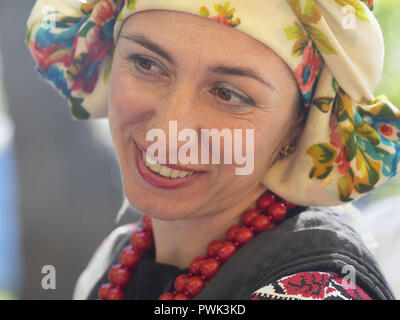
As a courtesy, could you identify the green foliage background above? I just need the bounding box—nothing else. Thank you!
[374,0,400,107]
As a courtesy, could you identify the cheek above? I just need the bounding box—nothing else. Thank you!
[108,70,138,125]
[107,69,144,166]
[108,67,159,129]
[252,109,292,168]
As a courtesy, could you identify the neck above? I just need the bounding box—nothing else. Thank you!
[151,185,266,269]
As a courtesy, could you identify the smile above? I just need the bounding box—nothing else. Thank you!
[134,140,205,190]
[142,150,195,178]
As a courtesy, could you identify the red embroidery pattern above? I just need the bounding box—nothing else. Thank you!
[251,271,372,300]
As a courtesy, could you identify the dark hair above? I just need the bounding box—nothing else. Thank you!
[292,87,305,130]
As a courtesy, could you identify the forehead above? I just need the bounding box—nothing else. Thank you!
[120,9,284,64]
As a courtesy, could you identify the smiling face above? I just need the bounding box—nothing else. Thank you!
[108,10,301,221]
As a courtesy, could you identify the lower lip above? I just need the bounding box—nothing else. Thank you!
[133,141,204,190]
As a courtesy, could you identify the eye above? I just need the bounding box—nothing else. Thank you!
[129,54,166,77]
[210,85,255,107]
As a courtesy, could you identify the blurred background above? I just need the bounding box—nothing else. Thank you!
[0,0,399,299]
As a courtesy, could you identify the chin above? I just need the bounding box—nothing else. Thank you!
[123,184,199,222]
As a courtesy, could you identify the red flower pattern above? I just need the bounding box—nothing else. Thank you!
[379,124,394,137]
[251,271,372,300]
[279,272,330,299]
[294,45,321,93]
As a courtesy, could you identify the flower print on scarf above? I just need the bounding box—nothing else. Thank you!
[199,2,241,28]
[287,0,337,55]
[67,1,116,94]
[28,1,116,95]
[307,83,393,202]
[379,124,394,138]
[329,112,351,176]
[26,0,121,119]
[355,96,400,177]
[293,44,322,99]
[334,0,372,23]
[126,0,138,11]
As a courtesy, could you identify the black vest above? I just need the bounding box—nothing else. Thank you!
[86,205,395,300]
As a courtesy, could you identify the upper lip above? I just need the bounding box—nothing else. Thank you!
[135,141,206,173]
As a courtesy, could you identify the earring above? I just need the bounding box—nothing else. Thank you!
[278,144,296,159]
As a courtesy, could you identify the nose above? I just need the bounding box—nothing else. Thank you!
[145,81,204,152]
[159,80,200,126]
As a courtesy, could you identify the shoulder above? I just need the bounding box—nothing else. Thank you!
[282,203,368,251]
[250,271,372,300]
[293,202,362,228]
[72,223,138,300]
[238,203,394,300]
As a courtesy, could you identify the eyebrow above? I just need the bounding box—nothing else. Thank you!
[120,33,278,94]
[208,66,278,94]
[120,33,174,64]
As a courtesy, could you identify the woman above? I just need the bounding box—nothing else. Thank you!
[26,0,398,300]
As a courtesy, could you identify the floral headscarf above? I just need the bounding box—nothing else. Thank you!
[26,0,400,206]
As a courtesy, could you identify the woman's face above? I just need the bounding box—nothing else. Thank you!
[108,10,300,221]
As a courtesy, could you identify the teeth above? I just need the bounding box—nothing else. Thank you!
[143,151,157,165]
[159,166,172,177]
[151,162,161,173]
[170,169,180,178]
[142,151,195,178]
[179,170,190,178]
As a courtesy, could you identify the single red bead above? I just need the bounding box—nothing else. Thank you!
[141,215,152,231]
[226,225,241,242]
[130,229,152,252]
[241,209,260,227]
[280,199,296,210]
[268,202,287,222]
[189,257,204,276]
[173,293,189,300]
[99,283,111,300]
[217,241,237,262]
[207,240,223,257]
[174,274,189,293]
[108,264,131,288]
[158,292,174,300]
[119,246,141,269]
[185,276,205,297]
[107,287,125,300]
[252,214,271,232]
[200,258,220,279]
[236,227,254,245]
[257,194,276,211]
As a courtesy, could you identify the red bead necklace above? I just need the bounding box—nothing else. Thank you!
[98,191,296,300]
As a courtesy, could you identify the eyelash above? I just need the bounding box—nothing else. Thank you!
[210,86,255,107]
[128,55,255,107]
[129,54,164,77]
